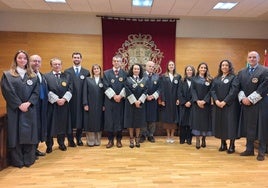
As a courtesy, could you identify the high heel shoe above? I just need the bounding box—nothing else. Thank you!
[129,137,134,148]
[219,140,227,151]
[196,137,200,149]
[201,136,206,148]
[135,137,140,148]
[227,139,235,154]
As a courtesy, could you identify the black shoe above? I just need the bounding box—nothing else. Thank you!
[180,140,185,144]
[68,140,77,147]
[24,163,33,168]
[227,139,235,154]
[36,150,46,156]
[218,140,227,152]
[186,139,192,145]
[77,140,84,146]
[196,137,200,149]
[59,144,67,151]
[227,147,235,154]
[257,153,265,161]
[240,150,254,156]
[135,137,140,147]
[13,164,24,168]
[201,137,206,148]
[46,147,52,154]
[148,136,155,143]
[140,135,146,143]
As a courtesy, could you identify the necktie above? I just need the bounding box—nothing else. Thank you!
[148,74,152,80]
[55,73,60,79]
[249,67,254,75]
[40,83,45,99]
[75,68,79,77]
[114,69,118,75]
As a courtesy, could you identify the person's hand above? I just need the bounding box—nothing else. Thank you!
[113,95,122,103]
[19,102,31,112]
[197,100,205,108]
[57,98,66,106]
[215,100,220,106]
[147,95,154,101]
[84,105,89,111]
[216,100,226,108]
[185,101,191,108]
[242,97,252,106]
[135,100,141,108]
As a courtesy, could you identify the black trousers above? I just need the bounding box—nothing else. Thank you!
[246,138,266,154]
[107,131,122,141]
[9,143,35,168]
[179,125,192,142]
[46,134,66,148]
[67,128,83,142]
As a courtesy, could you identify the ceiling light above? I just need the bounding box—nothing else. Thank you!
[132,0,153,7]
[213,2,238,10]
[44,0,66,3]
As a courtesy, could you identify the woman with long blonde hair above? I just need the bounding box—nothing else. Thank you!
[1,50,39,168]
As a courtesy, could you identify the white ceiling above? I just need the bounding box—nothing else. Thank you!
[0,0,268,21]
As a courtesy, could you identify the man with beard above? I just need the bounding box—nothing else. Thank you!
[65,52,90,147]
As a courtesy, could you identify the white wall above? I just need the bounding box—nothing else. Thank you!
[0,11,268,39]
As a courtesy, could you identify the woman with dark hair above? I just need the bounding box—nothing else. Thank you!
[178,65,195,145]
[1,50,39,168]
[124,63,147,148]
[159,60,181,143]
[83,64,104,147]
[191,62,213,149]
[211,60,240,153]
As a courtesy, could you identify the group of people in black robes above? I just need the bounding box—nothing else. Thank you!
[1,50,268,168]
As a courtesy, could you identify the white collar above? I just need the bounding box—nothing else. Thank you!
[16,66,26,78]
[73,66,81,71]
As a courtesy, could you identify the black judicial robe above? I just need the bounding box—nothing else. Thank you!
[211,74,240,139]
[65,67,90,129]
[82,77,104,132]
[178,78,193,127]
[124,77,147,128]
[159,74,181,124]
[237,65,268,142]
[103,69,127,132]
[1,71,39,148]
[190,76,212,135]
[144,73,160,123]
[44,72,72,136]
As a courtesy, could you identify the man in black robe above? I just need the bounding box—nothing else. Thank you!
[45,58,72,153]
[238,51,268,161]
[103,55,127,148]
[30,54,48,158]
[140,61,160,143]
[65,52,90,147]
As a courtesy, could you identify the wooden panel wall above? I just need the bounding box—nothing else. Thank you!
[0,31,267,112]
[176,38,268,76]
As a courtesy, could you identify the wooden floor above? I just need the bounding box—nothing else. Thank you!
[0,136,268,188]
